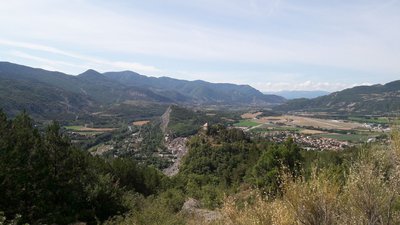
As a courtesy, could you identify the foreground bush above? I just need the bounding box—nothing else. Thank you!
[215,130,400,225]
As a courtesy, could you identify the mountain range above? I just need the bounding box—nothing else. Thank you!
[275,81,400,115]
[2,62,400,118]
[0,62,284,119]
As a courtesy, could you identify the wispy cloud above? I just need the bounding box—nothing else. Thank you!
[1,0,399,72]
[0,39,162,74]
[0,0,399,90]
[8,50,87,70]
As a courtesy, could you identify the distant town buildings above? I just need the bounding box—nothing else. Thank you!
[261,131,352,151]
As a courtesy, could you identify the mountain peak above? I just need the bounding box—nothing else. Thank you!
[79,69,102,77]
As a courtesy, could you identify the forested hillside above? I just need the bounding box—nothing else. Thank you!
[0,111,166,224]
[0,62,285,120]
[0,111,304,224]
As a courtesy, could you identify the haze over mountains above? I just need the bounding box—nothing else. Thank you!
[0,62,284,118]
[265,90,330,100]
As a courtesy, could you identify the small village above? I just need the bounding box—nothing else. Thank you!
[262,131,352,151]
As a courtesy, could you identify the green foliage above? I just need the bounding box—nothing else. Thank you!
[0,111,167,224]
[157,188,186,213]
[167,106,239,137]
[111,158,165,196]
[251,138,303,193]
[0,112,93,223]
[105,198,186,225]
[0,212,24,225]
[178,125,303,207]
[168,106,210,137]
[85,173,126,222]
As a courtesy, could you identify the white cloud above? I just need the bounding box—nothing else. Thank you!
[0,0,399,87]
[8,50,88,71]
[1,0,400,74]
[0,39,163,75]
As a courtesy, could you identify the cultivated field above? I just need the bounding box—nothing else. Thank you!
[234,113,387,144]
[65,125,116,132]
[233,120,261,127]
[255,115,362,130]
[299,129,327,135]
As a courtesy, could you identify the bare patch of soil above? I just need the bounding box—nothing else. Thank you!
[132,120,150,126]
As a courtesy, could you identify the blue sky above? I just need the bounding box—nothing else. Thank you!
[0,0,399,91]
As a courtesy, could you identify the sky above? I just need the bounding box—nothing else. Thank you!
[0,0,399,92]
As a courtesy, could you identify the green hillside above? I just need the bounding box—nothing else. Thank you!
[275,81,400,115]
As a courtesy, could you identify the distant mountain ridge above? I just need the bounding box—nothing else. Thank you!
[265,90,330,99]
[275,81,400,115]
[103,71,284,104]
[0,62,285,119]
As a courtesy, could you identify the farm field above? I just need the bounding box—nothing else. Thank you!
[235,113,390,144]
[348,116,400,124]
[255,115,362,130]
[314,133,378,143]
[64,125,116,132]
[300,129,327,135]
[233,120,261,127]
[251,126,300,133]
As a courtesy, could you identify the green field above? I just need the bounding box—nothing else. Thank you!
[251,126,300,133]
[64,126,106,134]
[233,120,260,127]
[64,125,86,131]
[347,116,400,124]
[315,133,376,142]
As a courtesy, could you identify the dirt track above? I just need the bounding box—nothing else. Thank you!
[160,106,172,133]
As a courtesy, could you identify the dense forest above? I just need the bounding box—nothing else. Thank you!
[0,111,168,224]
[1,110,400,224]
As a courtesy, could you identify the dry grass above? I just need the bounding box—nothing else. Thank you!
[283,172,341,225]
[132,120,150,126]
[212,192,294,225]
[299,129,326,135]
[211,128,400,225]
